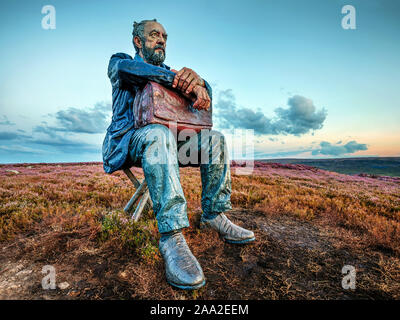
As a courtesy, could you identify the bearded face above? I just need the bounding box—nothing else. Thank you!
[141,41,166,65]
[137,21,168,66]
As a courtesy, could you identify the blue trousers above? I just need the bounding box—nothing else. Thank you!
[126,124,232,233]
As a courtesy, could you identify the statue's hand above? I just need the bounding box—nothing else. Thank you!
[172,67,204,95]
[192,85,211,111]
[180,90,196,103]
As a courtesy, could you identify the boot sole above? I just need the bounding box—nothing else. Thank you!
[224,236,256,244]
[167,279,206,290]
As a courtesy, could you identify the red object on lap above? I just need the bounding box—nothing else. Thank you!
[133,81,212,132]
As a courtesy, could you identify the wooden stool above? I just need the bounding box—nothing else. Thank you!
[123,168,153,222]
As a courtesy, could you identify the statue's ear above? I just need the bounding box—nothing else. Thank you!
[134,36,142,50]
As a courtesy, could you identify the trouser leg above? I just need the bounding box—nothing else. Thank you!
[200,130,232,216]
[128,124,189,233]
[177,129,232,216]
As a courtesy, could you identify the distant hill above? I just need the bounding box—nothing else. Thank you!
[258,157,400,177]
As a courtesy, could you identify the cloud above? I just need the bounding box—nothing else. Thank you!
[251,139,368,159]
[253,148,312,158]
[215,90,273,134]
[312,140,368,156]
[0,145,51,155]
[273,95,327,135]
[0,115,15,126]
[19,101,112,154]
[0,132,20,140]
[0,131,30,140]
[30,135,100,153]
[0,126,100,154]
[45,102,111,134]
[0,102,110,162]
[31,124,101,153]
[215,90,327,136]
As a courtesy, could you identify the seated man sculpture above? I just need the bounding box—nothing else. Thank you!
[102,19,255,290]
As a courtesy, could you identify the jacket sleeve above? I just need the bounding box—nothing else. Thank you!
[108,53,175,88]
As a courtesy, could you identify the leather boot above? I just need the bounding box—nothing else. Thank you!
[159,231,205,290]
[200,213,255,244]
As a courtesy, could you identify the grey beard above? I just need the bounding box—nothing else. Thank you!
[142,45,165,66]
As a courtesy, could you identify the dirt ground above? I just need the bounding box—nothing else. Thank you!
[1,208,399,300]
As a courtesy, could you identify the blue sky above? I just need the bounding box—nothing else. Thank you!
[0,0,399,163]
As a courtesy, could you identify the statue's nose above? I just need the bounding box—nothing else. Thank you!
[157,38,165,46]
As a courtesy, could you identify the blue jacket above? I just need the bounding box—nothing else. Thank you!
[102,52,212,174]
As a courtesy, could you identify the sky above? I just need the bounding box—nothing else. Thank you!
[0,0,399,164]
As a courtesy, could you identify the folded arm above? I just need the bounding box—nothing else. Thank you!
[108,53,212,110]
[171,67,212,110]
[108,53,175,88]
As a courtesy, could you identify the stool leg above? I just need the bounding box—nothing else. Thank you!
[124,180,147,213]
[123,168,153,219]
[131,189,151,222]
[123,168,140,188]
[143,189,153,213]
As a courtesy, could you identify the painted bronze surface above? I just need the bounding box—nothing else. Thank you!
[103,19,254,290]
[200,213,256,244]
[159,231,205,289]
[133,81,212,132]
[125,124,232,234]
[102,53,213,174]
